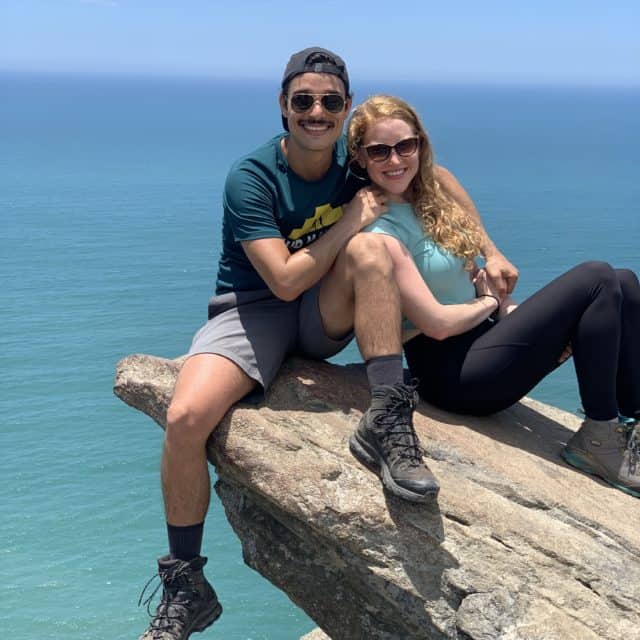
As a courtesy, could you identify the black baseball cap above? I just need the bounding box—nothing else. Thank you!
[281,46,350,95]
[280,47,350,131]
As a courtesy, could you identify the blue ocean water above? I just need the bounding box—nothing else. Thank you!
[2,72,638,640]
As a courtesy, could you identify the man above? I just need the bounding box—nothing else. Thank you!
[139,47,518,640]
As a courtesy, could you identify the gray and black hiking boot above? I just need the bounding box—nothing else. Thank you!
[349,382,439,502]
[138,555,222,640]
[562,418,640,497]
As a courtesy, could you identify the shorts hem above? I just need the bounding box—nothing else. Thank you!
[298,282,354,359]
[185,348,264,389]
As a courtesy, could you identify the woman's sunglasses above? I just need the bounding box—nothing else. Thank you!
[289,93,346,114]
[363,137,419,163]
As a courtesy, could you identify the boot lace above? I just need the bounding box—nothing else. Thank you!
[372,384,422,468]
[138,564,196,638]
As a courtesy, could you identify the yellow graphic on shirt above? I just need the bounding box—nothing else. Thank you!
[288,204,343,243]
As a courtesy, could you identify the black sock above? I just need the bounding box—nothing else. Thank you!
[167,522,204,561]
[366,354,403,390]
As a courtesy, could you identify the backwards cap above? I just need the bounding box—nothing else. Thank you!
[281,46,350,94]
[280,47,350,131]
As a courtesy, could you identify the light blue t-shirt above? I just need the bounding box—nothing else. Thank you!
[365,202,475,328]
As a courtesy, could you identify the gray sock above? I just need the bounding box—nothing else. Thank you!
[366,354,403,390]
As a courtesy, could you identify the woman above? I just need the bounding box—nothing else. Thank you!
[346,95,640,497]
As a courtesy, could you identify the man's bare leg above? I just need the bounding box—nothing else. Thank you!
[318,232,402,358]
[163,353,256,526]
[138,354,255,640]
[319,232,440,502]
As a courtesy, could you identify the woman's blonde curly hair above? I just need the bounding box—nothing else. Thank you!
[347,95,482,267]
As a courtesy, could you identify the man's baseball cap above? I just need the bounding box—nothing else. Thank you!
[280,47,350,131]
[281,47,350,95]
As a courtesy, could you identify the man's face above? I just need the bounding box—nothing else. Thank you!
[280,72,351,152]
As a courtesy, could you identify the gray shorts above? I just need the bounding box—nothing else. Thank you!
[187,282,353,396]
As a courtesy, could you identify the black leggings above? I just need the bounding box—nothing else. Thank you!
[404,261,640,419]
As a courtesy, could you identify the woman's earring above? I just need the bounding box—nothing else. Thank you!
[349,160,369,182]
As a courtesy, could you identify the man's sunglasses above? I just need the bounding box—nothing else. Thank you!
[363,137,420,163]
[289,93,346,114]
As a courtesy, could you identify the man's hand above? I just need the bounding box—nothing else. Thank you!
[484,253,519,297]
[341,187,388,231]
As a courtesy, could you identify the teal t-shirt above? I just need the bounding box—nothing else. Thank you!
[215,135,360,294]
[365,202,475,328]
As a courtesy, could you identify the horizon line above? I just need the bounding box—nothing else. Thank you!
[2,67,639,91]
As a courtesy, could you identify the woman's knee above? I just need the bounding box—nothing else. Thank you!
[616,268,640,303]
[574,260,616,282]
[573,260,621,299]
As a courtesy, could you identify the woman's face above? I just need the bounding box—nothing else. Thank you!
[359,117,419,201]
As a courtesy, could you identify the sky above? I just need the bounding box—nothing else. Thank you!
[1,0,639,87]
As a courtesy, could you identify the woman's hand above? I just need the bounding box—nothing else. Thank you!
[473,268,505,317]
[341,187,388,231]
[498,296,519,319]
[474,268,521,320]
[473,268,503,301]
[484,252,519,297]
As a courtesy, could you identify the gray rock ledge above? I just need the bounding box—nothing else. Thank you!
[114,354,640,640]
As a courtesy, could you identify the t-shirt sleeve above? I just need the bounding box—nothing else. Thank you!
[223,162,282,242]
[364,216,411,248]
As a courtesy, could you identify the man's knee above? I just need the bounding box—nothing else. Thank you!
[344,233,393,277]
[165,400,217,448]
[164,353,256,449]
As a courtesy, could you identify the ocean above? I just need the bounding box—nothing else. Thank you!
[2,72,638,639]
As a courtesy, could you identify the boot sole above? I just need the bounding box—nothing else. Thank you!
[349,433,439,503]
[561,449,640,498]
[190,601,223,636]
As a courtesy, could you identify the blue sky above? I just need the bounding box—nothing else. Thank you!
[2,0,639,86]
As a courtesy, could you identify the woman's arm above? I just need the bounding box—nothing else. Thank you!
[435,165,519,297]
[382,234,500,341]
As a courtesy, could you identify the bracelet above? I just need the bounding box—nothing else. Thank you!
[478,294,500,308]
[478,294,500,320]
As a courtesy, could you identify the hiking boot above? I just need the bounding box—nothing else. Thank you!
[349,382,439,502]
[138,555,222,640]
[562,418,640,498]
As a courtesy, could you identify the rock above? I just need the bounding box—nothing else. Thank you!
[114,354,640,640]
[300,630,331,640]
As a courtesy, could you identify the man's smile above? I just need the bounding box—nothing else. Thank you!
[299,118,334,133]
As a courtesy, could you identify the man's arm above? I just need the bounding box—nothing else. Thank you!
[435,165,519,296]
[242,187,387,301]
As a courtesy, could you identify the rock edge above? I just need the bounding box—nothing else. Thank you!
[114,354,640,640]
